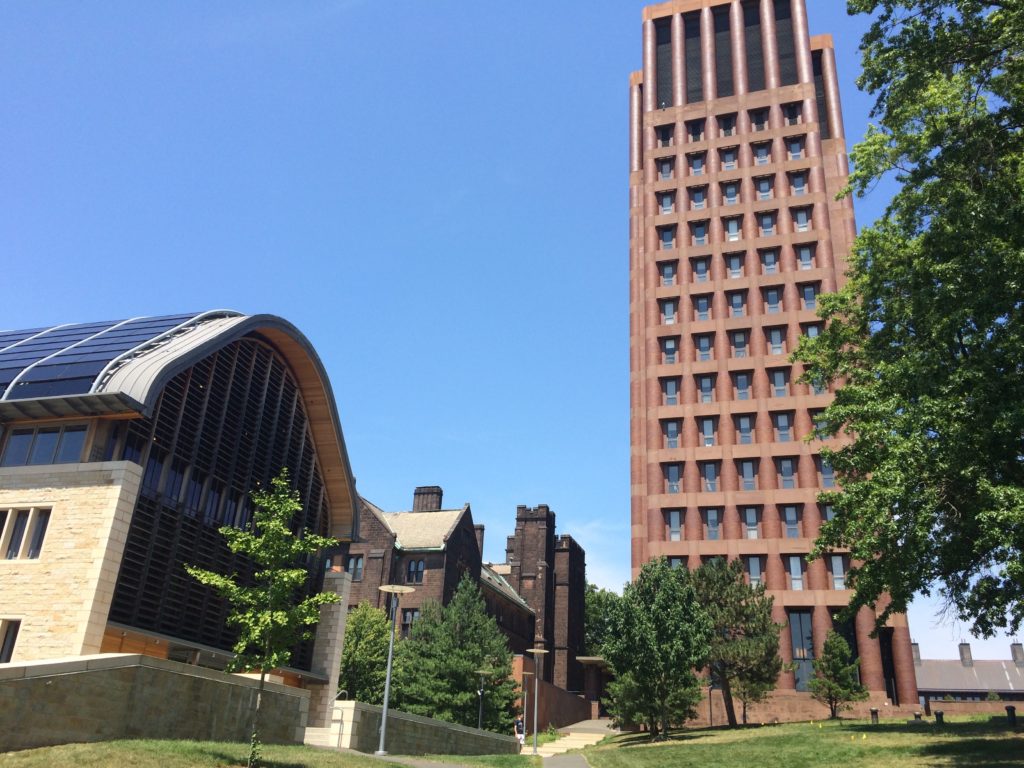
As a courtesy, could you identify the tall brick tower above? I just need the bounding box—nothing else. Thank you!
[628,0,917,705]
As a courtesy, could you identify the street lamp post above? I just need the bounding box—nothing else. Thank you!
[474,668,490,730]
[525,647,549,756]
[375,584,415,756]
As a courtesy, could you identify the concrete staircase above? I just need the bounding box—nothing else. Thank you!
[532,719,617,757]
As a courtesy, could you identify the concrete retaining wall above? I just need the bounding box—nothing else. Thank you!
[922,699,1019,717]
[0,654,309,753]
[304,700,518,755]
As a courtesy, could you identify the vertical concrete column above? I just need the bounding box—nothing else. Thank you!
[723,505,742,540]
[701,6,716,101]
[307,568,352,728]
[791,0,814,85]
[820,45,846,141]
[630,83,643,174]
[891,621,920,707]
[685,506,703,542]
[774,602,796,690]
[807,557,828,593]
[763,504,782,538]
[760,0,780,89]
[855,606,887,692]
[730,0,747,96]
[642,21,656,114]
[812,604,833,659]
[672,13,686,108]
[797,452,818,489]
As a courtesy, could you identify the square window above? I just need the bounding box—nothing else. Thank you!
[719,114,736,137]
[750,108,769,132]
[754,143,771,165]
[756,176,774,200]
[669,556,685,569]
[689,153,706,176]
[721,147,738,170]
[784,103,802,125]
[726,253,744,278]
[761,249,779,274]
[659,225,676,249]
[788,137,805,160]
[656,124,675,147]
[687,119,705,142]
[760,212,776,236]
[804,323,822,338]
[658,158,675,180]
[691,221,709,246]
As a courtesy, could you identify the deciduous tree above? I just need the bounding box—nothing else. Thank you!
[584,582,621,656]
[186,469,339,768]
[338,602,390,705]
[602,558,711,739]
[809,631,869,719]
[797,0,1024,637]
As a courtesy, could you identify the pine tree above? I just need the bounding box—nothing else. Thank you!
[690,559,783,727]
[186,469,339,768]
[338,602,390,705]
[392,575,517,732]
[808,631,869,719]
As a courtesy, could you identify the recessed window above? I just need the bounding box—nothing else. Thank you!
[660,299,678,325]
[656,124,675,147]
[778,458,797,489]
[801,283,819,310]
[821,504,835,522]
[774,412,793,442]
[818,457,836,488]
[347,555,364,581]
[695,334,714,361]
[734,372,752,401]
[658,158,675,180]
[788,555,805,590]
[788,136,805,160]
[659,261,678,286]
[769,369,789,397]
[664,463,683,493]
[690,186,708,210]
[703,507,721,539]
[665,509,682,541]
[767,327,786,355]
[743,507,760,539]
[720,146,738,171]
[663,419,681,449]
[692,257,710,282]
[700,463,719,492]
[689,152,706,176]
[658,191,676,214]
[764,286,782,314]
[0,619,20,663]
[1,508,52,560]
[406,558,425,584]
[725,217,743,242]
[830,554,848,589]
[750,108,769,132]
[693,295,711,321]
[759,212,777,236]
[662,377,681,406]
[659,225,677,249]
[755,176,774,200]
[660,337,679,364]
[735,414,754,444]
[668,556,686,570]
[761,249,780,274]
[804,323,822,338]
[784,102,802,125]
[401,608,420,638]
[691,220,709,246]
[731,330,749,358]
[793,207,812,232]
[697,374,715,403]
[718,114,737,137]
[728,291,745,317]
[790,171,808,196]
[745,556,763,585]
[1,425,87,468]
[686,118,705,142]
[723,181,740,205]
[754,142,771,165]
[726,253,744,278]
[739,459,758,491]
[797,244,815,269]
[783,506,801,538]
[699,417,716,447]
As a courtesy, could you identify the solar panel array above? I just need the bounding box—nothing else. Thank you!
[0,313,201,401]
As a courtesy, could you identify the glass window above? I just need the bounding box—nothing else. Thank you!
[142,448,166,492]
[727,254,744,278]
[165,459,186,504]
[729,292,745,316]
[691,187,707,210]
[732,331,748,358]
[664,419,681,449]
[802,283,819,309]
[690,153,706,176]
[790,610,814,690]
[660,337,678,364]
[723,182,739,205]
[788,137,804,159]
[696,334,713,361]
[658,192,675,214]
[797,244,814,269]
[401,608,420,638]
[694,296,711,321]
[760,212,776,236]
[55,427,87,464]
[184,470,205,516]
[740,459,757,490]
[784,103,802,125]
[665,463,682,493]
[736,414,753,444]
[662,378,680,406]
[661,299,678,324]
[743,507,759,539]
[775,412,792,441]
[791,171,808,196]
[765,287,781,313]
[656,124,674,147]
[658,158,674,180]
[407,559,425,584]
[822,504,835,522]
[666,509,682,541]
[660,226,676,249]
[668,556,685,569]
[754,143,771,165]
[0,620,20,664]
[699,417,715,447]
[831,554,847,589]
[725,217,742,241]
[746,556,763,585]
[770,369,788,397]
[347,555,364,581]
[27,428,60,465]
[721,147,738,170]
[692,221,708,245]
[702,463,718,492]
[761,249,779,274]
[779,458,796,489]
[793,208,811,232]
[756,176,773,200]
[5,510,29,559]
[0,429,34,467]
[820,458,836,488]
[750,108,769,131]
[804,323,822,338]
[735,373,751,400]
[659,261,677,286]
[27,510,50,559]
[788,556,805,590]
[687,119,705,141]
[698,375,715,403]
[705,508,720,539]
[693,258,709,282]
[719,114,736,137]
[768,328,786,355]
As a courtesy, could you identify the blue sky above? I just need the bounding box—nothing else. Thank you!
[1,1,1017,660]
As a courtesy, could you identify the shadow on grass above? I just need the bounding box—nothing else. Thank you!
[173,746,307,768]
[610,723,768,748]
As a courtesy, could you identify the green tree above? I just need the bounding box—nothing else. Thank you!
[796,1,1024,638]
[186,470,339,768]
[584,582,621,655]
[808,631,869,719]
[338,602,390,705]
[690,559,783,727]
[602,558,711,739]
[392,574,517,733]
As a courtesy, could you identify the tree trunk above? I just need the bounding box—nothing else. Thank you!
[719,667,738,727]
[741,698,748,726]
[248,667,267,768]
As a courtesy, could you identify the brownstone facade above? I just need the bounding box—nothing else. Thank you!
[629,0,917,705]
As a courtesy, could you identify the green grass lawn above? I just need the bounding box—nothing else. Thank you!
[584,716,1023,768]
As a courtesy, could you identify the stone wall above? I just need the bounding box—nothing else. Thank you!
[0,654,309,752]
[681,689,918,728]
[0,461,142,661]
[304,700,518,755]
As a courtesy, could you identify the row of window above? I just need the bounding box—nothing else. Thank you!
[661,370,827,405]
[660,410,825,448]
[344,555,425,585]
[663,503,834,541]
[657,327,818,365]
[654,134,808,182]
[657,206,816,250]
[660,455,834,493]
[0,424,87,468]
[660,283,820,323]
[658,243,820,285]
[665,552,848,591]
[0,507,51,561]
[656,171,810,216]
[654,104,807,149]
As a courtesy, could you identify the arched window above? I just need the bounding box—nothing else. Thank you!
[407,559,424,584]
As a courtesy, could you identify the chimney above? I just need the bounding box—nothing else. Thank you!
[474,524,485,556]
[911,642,921,666]
[959,642,973,667]
[412,486,443,512]
[1012,643,1024,667]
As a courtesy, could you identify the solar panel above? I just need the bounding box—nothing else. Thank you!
[0,312,221,401]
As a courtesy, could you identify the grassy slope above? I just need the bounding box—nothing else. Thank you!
[584,717,1023,768]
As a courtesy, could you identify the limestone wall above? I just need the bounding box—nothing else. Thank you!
[304,700,518,755]
[0,461,142,661]
[0,654,309,752]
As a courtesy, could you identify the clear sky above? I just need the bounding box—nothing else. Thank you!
[1,1,1017,660]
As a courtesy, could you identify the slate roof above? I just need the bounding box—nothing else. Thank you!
[481,563,533,613]
[916,659,1024,694]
